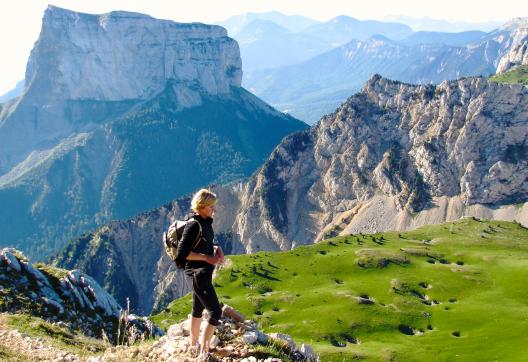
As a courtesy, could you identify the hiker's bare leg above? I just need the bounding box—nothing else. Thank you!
[199,322,216,353]
[190,316,201,346]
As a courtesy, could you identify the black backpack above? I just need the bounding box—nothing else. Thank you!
[163,217,203,269]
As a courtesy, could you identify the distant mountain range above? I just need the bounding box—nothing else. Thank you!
[222,14,413,72]
[231,19,332,71]
[386,15,504,33]
[243,18,528,123]
[2,13,518,115]
[301,15,413,45]
[219,10,319,36]
[0,80,24,103]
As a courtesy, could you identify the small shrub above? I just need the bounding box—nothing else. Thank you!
[398,324,414,335]
[258,285,273,294]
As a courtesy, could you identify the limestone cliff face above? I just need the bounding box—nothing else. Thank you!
[496,18,528,73]
[496,41,528,74]
[234,75,528,250]
[0,5,242,173]
[25,6,241,102]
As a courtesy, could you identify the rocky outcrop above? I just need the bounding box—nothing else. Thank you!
[89,305,318,361]
[0,302,317,361]
[496,41,528,74]
[233,75,528,250]
[1,5,242,173]
[26,6,241,102]
[0,248,161,341]
[496,18,528,73]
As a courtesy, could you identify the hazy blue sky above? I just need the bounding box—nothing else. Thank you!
[0,0,526,94]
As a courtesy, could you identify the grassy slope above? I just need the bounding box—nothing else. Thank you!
[489,65,528,85]
[152,218,528,361]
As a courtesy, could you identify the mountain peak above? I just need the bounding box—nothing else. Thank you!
[499,17,528,31]
[44,5,154,21]
[331,15,359,23]
[239,18,289,35]
[28,6,240,102]
[363,73,405,93]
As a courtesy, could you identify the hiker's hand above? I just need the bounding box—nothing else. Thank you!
[205,255,221,265]
[214,246,225,265]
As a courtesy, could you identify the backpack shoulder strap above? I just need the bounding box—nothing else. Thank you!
[194,220,203,248]
[190,216,203,249]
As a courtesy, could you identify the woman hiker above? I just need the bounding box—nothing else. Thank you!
[176,188,225,360]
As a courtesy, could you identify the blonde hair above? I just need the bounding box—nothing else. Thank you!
[191,189,217,212]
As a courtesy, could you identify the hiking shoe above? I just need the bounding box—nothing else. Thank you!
[189,343,200,358]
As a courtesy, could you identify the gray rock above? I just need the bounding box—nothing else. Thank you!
[231,75,528,252]
[268,333,296,350]
[300,344,316,361]
[243,331,258,344]
[257,330,269,344]
[0,6,242,172]
[496,19,528,73]
[2,250,22,272]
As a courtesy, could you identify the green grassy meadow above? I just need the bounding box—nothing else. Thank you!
[152,218,528,361]
[489,65,528,85]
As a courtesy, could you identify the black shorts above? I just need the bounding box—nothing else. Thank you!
[185,268,222,326]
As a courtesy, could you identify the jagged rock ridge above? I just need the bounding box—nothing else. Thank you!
[234,75,528,250]
[0,248,161,341]
[496,18,528,73]
[55,75,528,314]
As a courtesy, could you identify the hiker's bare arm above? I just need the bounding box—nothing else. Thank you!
[187,251,221,265]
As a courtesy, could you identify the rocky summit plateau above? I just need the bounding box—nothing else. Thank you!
[55,74,528,314]
[0,6,307,258]
[1,6,242,172]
